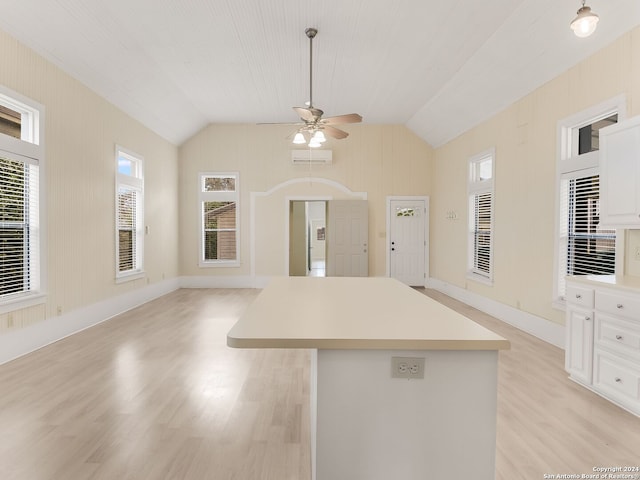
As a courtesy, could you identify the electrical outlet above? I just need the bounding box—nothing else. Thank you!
[391,356,425,379]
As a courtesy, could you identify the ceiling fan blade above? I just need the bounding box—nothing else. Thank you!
[323,125,349,140]
[293,106,324,122]
[321,113,362,125]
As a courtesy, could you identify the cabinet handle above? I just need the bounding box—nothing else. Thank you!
[617,303,624,309]
[575,294,582,299]
[616,335,623,341]
[585,316,591,321]
[615,377,622,383]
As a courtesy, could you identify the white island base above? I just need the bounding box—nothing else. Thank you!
[227,277,509,480]
[311,349,498,480]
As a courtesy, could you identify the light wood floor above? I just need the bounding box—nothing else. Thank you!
[0,288,639,479]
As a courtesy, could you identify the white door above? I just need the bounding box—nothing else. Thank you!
[389,199,426,286]
[327,200,368,277]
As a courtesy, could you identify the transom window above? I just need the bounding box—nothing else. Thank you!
[199,173,239,266]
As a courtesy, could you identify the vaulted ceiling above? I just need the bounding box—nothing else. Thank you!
[1,0,639,147]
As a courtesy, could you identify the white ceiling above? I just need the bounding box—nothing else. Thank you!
[1,0,639,147]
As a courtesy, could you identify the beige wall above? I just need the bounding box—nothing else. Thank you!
[178,123,433,278]
[430,27,640,326]
[5,22,639,337]
[0,29,179,333]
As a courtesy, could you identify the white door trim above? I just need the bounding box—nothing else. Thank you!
[386,196,429,286]
[285,197,331,277]
[249,177,366,278]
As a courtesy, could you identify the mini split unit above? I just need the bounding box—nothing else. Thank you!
[291,149,333,165]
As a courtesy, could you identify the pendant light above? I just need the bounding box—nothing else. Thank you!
[312,130,326,143]
[570,0,599,38]
[293,132,306,145]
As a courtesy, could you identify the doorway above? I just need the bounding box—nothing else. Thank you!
[289,199,369,277]
[387,197,429,286]
[289,201,327,277]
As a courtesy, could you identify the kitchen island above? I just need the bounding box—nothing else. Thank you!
[227,277,510,480]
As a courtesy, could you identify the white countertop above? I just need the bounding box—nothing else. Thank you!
[567,274,640,293]
[227,277,510,350]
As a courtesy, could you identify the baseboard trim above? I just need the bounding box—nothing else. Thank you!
[426,277,565,349]
[0,278,181,366]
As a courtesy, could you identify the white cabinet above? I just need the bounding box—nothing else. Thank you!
[565,277,640,416]
[600,115,640,228]
[565,306,594,384]
[593,289,640,415]
[565,284,594,385]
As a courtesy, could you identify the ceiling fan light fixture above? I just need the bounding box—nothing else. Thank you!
[308,138,322,148]
[293,132,306,144]
[570,1,599,38]
[313,130,326,143]
[278,28,362,146]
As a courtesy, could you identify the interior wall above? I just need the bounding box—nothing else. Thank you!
[430,27,640,326]
[308,201,326,263]
[289,201,307,276]
[0,29,180,334]
[178,123,433,279]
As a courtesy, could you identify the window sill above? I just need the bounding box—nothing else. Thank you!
[0,292,47,315]
[115,271,146,284]
[466,272,493,286]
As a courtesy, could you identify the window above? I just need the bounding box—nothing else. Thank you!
[115,147,144,281]
[468,149,494,283]
[0,87,44,311]
[199,173,239,266]
[555,99,623,301]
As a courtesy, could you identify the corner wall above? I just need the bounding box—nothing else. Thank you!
[430,27,640,327]
[0,29,180,334]
[178,123,434,280]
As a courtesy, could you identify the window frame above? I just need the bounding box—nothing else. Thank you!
[199,172,240,267]
[0,85,46,314]
[553,95,626,307]
[467,148,495,285]
[115,145,145,283]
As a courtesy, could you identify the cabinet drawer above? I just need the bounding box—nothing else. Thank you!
[596,290,640,320]
[566,285,594,309]
[597,314,640,358]
[594,350,640,404]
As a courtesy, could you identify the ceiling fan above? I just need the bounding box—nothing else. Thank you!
[285,27,363,148]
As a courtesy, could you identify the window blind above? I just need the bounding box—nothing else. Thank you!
[117,187,137,272]
[472,192,492,277]
[559,174,615,296]
[0,156,39,297]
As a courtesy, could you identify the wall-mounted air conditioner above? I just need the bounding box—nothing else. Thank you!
[291,149,333,165]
